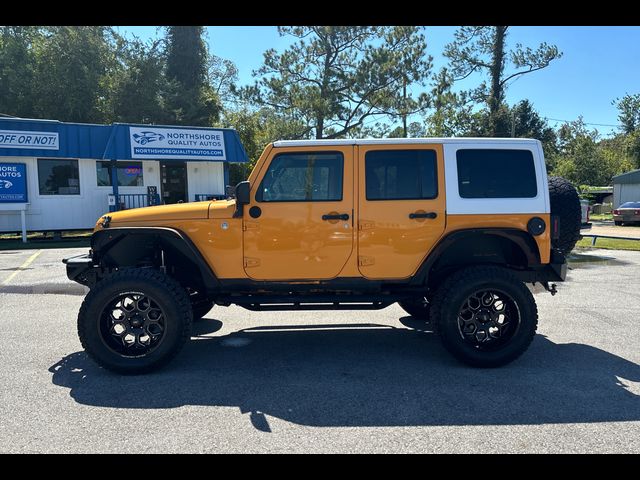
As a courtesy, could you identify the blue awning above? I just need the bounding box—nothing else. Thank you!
[0,118,249,163]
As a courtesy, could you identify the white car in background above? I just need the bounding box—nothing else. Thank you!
[580,199,591,230]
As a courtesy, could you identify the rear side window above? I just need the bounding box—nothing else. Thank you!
[456,149,537,198]
[365,149,437,201]
[257,152,343,202]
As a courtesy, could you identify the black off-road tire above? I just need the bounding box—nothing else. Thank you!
[192,301,214,321]
[548,176,582,255]
[398,297,430,320]
[430,266,538,368]
[614,221,622,226]
[78,269,193,374]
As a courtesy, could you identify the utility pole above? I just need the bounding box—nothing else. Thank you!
[511,110,516,137]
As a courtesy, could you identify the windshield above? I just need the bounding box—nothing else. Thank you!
[619,202,640,208]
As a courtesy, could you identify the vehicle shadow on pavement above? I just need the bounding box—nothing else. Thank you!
[49,318,640,431]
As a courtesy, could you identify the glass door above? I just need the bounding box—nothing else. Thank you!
[160,162,188,204]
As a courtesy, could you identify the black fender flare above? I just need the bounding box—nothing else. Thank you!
[410,228,542,286]
[91,227,220,290]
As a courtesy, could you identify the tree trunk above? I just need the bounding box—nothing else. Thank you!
[402,78,408,138]
[316,116,324,139]
[488,26,507,136]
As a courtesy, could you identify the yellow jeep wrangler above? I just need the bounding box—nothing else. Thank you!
[64,138,581,373]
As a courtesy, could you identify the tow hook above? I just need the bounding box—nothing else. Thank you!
[542,282,558,296]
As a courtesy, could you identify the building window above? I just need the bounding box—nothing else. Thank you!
[37,159,80,195]
[257,152,343,202]
[365,149,438,201]
[456,149,537,199]
[96,161,144,187]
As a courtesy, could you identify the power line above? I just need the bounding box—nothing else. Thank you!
[543,116,623,128]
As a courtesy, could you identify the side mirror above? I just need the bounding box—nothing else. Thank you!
[233,181,251,218]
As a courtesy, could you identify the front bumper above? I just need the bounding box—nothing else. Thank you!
[62,253,96,287]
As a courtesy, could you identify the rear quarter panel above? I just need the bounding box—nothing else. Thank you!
[443,140,551,264]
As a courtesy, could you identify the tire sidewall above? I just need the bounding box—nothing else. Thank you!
[80,276,189,373]
[438,274,537,367]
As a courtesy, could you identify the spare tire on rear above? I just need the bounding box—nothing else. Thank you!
[548,176,582,255]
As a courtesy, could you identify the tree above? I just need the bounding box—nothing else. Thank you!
[0,26,41,118]
[242,26,431,139]
[220,107,310,184]
[444,26,562,135]
[551,118,633,185]
[165,26,207,90]
[613,94,640,168]
[209,55,238,105]
[30,26,120,123]
[164,26,221,126]
[614,93,640,134]
[424,68,478,136]
[110,37,170,124]
[510,100,558,158]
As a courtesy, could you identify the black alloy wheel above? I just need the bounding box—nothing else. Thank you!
[78,269,192,374]
[100,292,166,357]
[456,289,519,350]
[430,266,538,367]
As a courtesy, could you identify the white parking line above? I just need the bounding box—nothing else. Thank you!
[1,250,42,286]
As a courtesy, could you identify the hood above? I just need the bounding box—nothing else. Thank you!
[95,201,212,229]
[208,199,236,219]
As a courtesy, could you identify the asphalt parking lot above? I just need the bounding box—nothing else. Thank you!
[1,247,639,453]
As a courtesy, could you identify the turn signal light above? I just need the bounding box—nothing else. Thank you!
[613,209,620,215]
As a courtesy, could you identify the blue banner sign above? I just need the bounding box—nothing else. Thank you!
[0,163,28,203]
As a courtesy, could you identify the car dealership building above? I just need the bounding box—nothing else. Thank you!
[0,117,248,236]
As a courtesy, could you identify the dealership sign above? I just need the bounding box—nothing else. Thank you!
[0,163,28,203]
[0,130,59,150]
[129,127,226,161]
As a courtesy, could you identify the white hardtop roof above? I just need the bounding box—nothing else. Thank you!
[272,137,541,147]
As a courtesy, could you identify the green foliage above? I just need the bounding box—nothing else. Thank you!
[242,26,431,139]
[0,26,228,128]
[424,68,477,137]
[32,26,120,123]
[0,26,39,117]
[165,26,207,89]
[220,107,310,183]
[164,26,221,126]
[444,26,562,136]
[614,94,640,134]
[110,38,170,124]
[550,118,633,185]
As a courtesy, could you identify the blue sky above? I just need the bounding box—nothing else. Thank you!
[118,26,640,136]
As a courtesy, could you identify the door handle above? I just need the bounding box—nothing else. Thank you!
[409,212,437,219]
[322,213,350,221]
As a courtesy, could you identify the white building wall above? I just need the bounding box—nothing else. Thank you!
[614,183,640,207]
[186,161,225,201]
[0,157,160,232]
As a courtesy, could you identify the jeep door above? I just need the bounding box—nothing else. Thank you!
[357,144,446,279]
[243,146,354,280]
